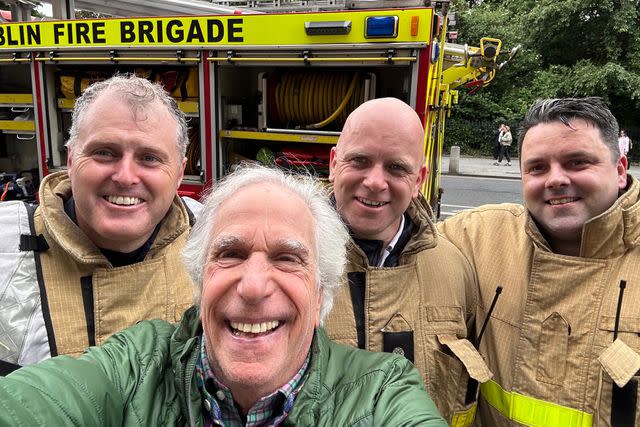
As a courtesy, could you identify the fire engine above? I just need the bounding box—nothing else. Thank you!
[0,0,517,216]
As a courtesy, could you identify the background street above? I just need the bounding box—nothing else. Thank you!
[439,175,522,219]
[437,155,640,220]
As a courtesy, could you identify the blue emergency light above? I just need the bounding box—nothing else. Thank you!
[365,16,398,38]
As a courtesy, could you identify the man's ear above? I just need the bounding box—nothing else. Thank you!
[177,157,187,189]
[328,147,338,183]
[617,155,628,191]
[314,290,323,328]
[66,147,74,179]
[412,164,428,198]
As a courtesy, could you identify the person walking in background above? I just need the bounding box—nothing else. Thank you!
[493,124,503,160]
[493,124,504,165]
[494,124,513,166]
[619,129,632,157]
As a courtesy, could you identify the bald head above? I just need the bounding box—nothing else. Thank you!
[330,97,427,246]
[337,97,425,160]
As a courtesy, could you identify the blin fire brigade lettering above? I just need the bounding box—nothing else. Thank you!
[0,24,41,46]
[0,18,244,48]
[120,19,244,44]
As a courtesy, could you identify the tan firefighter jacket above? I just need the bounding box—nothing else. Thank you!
[324,195,491,426]
[0,171,195,371]
[438,176,640,427]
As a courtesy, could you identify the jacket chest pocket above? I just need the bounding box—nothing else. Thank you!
[536,312,571,385]
[420,306,491,426]
[597,319,640,426]
[380,313,415,363]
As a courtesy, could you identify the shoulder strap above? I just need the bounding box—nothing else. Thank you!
[184,199,196,226]
[19,234,49,252]
[22,202,58,358]
[0,359,21,376]
[19,203,49,252]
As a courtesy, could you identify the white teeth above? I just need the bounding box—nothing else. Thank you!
[548,197,578,205]
[358,197,386,207]
[230,320,280,334]
[106,195,143,206]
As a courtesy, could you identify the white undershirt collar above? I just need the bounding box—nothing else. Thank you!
[378,214,405,267]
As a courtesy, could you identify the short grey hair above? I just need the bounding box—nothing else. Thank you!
[66,73,189,158]
[182,163,349,323]
[518,97,620,162]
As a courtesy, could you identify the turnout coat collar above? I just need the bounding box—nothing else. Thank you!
[346,194,438,269]
[38,170,191,266]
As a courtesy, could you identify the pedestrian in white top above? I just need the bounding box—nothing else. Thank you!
[619,129,632,156]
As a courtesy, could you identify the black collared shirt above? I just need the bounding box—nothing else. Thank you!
[352,212,414,268]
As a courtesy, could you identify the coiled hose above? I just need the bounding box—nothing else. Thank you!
[270,71,366,130]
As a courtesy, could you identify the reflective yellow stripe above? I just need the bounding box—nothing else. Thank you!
[480,380,593,427]
[451,403,477,427]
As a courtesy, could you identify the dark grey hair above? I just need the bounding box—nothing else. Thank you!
[66,73,188,158]
[182,163,349,324]
[518,97,620,161]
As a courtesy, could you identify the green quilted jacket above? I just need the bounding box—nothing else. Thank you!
[0,306,446,426]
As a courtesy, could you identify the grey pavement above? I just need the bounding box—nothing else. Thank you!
[442,155,640,180]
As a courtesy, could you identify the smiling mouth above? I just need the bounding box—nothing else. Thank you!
[104,195,144,206]
[547,197,580,206]
[357,197,388,207]
[228,320,281,337]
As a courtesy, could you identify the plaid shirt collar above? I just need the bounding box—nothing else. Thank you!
[195,333,310,427]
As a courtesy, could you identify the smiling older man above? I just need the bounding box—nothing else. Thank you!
[0,74,196,375]
[439,97,640,426]
[0,164,446,426]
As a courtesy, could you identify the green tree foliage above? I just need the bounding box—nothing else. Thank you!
[446,0,640,154]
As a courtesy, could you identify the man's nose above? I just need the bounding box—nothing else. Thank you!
[112,155,141,186]
[545,164,570,188]
[236,254,274,303]
[362,164,389,192]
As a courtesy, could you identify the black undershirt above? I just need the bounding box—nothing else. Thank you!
[64,196,160,267]
[352,212,415,268]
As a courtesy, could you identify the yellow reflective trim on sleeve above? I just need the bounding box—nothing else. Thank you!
[480,380,593,427]
[451,403,477,427]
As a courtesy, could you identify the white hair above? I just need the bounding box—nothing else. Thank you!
[182,163,349,323]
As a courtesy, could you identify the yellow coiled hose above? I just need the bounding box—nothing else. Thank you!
[273,71,365,129]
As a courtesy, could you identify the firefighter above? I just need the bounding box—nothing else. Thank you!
[0,74,198,375]
[439,97,640,426]
[324,97,490,425]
